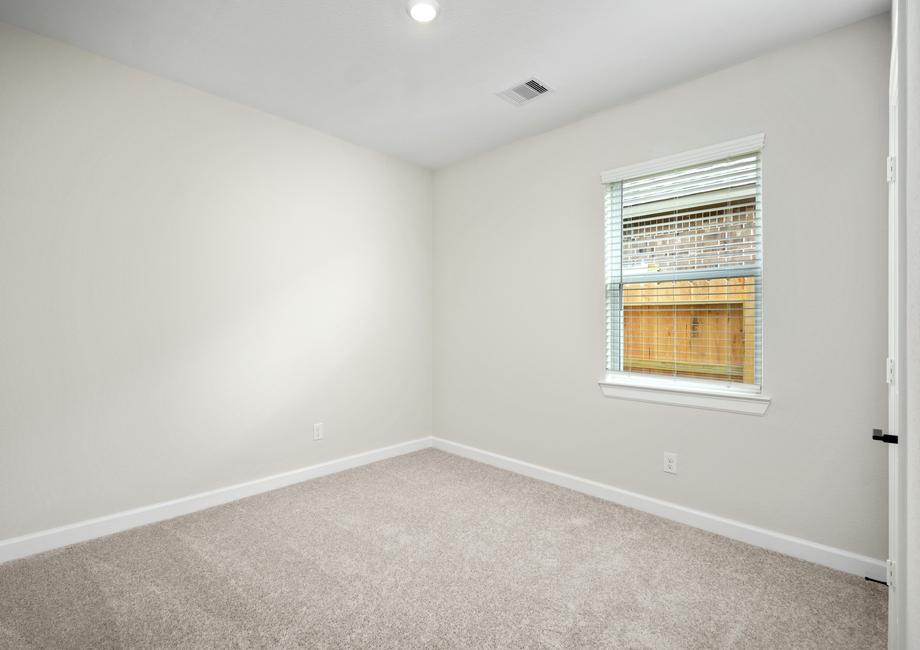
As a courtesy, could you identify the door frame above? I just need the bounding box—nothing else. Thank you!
[887,2,907,648]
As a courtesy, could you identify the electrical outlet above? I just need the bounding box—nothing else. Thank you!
[663,452,678,474]
[313,422,324,441]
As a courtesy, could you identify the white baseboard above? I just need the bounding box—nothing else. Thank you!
[2,435,887,583]
[432,437,887,582]
[0,437,431,565]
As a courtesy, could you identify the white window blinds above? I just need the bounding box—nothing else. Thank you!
[605,151,763,388]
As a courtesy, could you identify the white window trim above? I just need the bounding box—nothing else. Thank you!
[599,373,771,416]
[600,133,765,184]
[599,134,769,416]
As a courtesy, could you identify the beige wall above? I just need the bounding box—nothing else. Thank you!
[434,16,890,558]
[0,13,895,567]
[0,23,432,539]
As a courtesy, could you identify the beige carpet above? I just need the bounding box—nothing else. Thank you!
[0,449,886,649]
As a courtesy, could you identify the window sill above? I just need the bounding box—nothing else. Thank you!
[598,374,771,416]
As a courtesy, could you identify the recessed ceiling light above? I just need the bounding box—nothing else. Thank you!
[407,0,440,23]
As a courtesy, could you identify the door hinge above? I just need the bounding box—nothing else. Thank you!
[886,357,896,384]
[887,155,897,183]
[887,560,895,588]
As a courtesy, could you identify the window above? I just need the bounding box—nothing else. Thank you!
[600,136,770,414]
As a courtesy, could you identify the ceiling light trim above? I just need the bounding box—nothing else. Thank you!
[407,0,440,23]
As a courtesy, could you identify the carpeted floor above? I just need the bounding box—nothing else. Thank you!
[0,449,886,649]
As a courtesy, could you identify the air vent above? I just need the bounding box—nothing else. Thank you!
[497,78,551,106]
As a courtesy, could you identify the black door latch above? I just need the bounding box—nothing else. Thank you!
[872,429,898,444]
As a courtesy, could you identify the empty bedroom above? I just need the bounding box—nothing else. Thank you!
[0,0,918,648]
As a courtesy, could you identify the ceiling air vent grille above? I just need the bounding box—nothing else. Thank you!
[497,78,551,106]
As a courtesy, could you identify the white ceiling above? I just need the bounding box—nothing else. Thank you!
[0,0,887,168]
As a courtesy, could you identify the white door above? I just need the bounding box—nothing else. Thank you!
[884,4,905,648]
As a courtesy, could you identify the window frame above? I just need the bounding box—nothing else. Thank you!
[598,135,771,416]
